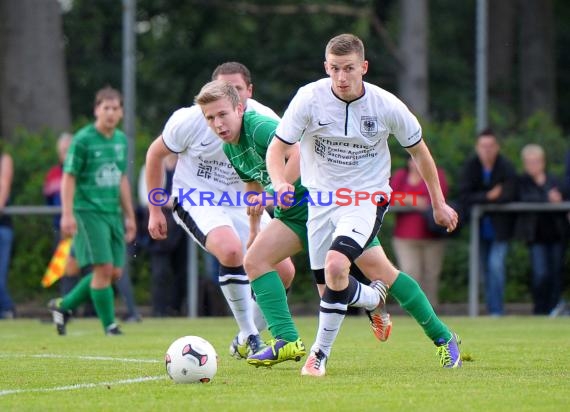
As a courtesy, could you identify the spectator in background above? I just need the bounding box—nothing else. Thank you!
[44,133,81,296]
[459,128,517,316]
[516,144,568,315]
[138,154,188,317]
[391,157,449,308]
[0,148,15,319]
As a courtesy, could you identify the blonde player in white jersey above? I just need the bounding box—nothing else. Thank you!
[145,62,294,358]
[267,34,462,376]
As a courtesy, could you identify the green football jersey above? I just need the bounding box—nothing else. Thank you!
[64,123,127,213]
[223,112,305,195]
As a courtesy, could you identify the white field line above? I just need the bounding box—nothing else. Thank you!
[0,354,166,397]
[0,376,166,396]
[0,354,161,363]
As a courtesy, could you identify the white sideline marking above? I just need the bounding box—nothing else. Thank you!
[0,354,161,363]
[0,376,165,397]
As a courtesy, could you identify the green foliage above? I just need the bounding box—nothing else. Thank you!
[3,130,63,303]
[429,0,477,120]
[63,0,124,119]
[64,0,386,132]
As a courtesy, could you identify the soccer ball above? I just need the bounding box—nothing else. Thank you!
[165,336,218,383]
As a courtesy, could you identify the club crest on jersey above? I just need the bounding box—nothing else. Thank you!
[360,116,378,137]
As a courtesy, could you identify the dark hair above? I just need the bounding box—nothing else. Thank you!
[477,127,496,139]
[211,62,252,85]
[94,86,123,108]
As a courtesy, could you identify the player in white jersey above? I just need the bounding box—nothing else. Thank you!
[267,34,462,376]
[145,62,295,359]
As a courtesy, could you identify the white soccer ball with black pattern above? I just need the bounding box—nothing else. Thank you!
[165,335,218,383]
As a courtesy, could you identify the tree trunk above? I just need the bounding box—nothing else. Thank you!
[398,0,429,118]
[488,0,516,108]
[0,0,71,141]
[519,0,556,119]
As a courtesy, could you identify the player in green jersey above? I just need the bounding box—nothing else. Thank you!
[49,86,136,335]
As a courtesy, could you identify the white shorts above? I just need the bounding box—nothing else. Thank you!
[172,203,271,255]
[307,201,388,270]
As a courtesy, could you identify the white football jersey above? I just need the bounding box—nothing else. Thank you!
[276,78,421,197]
[162,99,279,206]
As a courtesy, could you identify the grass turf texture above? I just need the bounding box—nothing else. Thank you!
[0,316,568,411]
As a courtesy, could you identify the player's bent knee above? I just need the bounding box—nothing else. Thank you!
[215,246,243,267]
[329,235,363,263]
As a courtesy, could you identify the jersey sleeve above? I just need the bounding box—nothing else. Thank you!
[275,86,311,144]
[161,107,202,153]
[386,96,422,148]
[63,134,86,175]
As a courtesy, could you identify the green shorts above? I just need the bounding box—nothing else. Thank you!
[74,211,125,267]
[275,201,309,251]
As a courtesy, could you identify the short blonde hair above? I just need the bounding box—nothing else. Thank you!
[57,132,73,158]
[194,80,240,108]
[325,33,365,60]
[521,144,545,160]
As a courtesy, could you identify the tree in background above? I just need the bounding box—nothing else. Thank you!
[519,0,556,120]
[398,0,429,119]
[0,0,71,141]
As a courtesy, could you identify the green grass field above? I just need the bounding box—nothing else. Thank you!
[0,315,568,411]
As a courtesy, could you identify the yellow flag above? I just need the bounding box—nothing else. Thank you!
[41,238,72,288]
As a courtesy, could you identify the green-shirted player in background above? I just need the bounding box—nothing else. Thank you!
[49,86,136,336]
[195,80,393,367]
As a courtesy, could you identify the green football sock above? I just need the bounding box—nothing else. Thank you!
[251,271,298,342]
[90,286,115,330]
[389,272,452,343]
[60,274,93,311]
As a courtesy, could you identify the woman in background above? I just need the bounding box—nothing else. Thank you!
[391,157,449,308]
[516,144,567,315]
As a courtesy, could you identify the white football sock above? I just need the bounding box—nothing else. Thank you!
[219,272,258,342]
